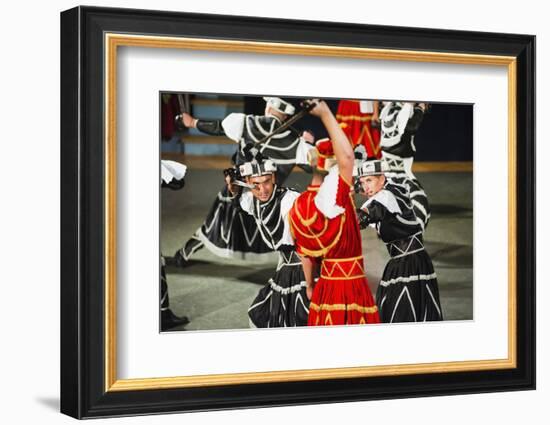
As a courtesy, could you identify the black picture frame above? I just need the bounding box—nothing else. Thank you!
[60,5,535,419]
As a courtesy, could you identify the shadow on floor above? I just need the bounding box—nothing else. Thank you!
[430,203,472,216]
[167,259,274,282]
[426,241,473,268]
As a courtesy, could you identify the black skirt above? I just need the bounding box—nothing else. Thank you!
[196,186,273,258]
[248,250,310,327]
[376,249,443,323]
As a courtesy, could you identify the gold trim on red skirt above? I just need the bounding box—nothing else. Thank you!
[320,255,365,280]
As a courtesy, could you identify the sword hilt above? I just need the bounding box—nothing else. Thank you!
[257,99,319,144]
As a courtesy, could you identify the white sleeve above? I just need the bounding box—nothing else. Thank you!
[360,189,401,214]
[359,100,374,114]
[239,190,254,216]
[279,190,300,247]
[221,113,246,142]
[314,166,346,219]
[397,103,414,135]
[160,160,187,184]
[294,137,315,165]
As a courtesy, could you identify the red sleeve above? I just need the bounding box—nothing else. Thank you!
[335,174,352,208]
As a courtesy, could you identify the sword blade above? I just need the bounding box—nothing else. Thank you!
[232,180,254,189]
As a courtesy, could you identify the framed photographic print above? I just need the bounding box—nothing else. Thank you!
[60,5,535,419]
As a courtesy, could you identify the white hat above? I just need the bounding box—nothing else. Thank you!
[239,159,277,177]
[263,97,295,115]
[353,159,389,177]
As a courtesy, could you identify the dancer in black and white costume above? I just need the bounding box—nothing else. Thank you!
[160,160,190,330]
[174,97,314,264]
[228,152,309,327]
[379,101,431,230]
[355,159,443,323]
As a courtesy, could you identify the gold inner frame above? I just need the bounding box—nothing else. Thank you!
[104,33,517,392]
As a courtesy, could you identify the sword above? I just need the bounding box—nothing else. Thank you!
[223,167,255,190]
[174,94,191,131]
[176,94,188,114]
[257,99,318,144]
[232,179,254,190]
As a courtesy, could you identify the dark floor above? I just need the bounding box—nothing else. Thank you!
[161,168,473,331]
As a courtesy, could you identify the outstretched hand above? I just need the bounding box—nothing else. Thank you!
[302,130,315,144]
[181,112,197,128]
[225,175,238,196]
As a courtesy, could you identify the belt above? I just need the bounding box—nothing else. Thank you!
[320,255,365,280]
[386,232,424,258]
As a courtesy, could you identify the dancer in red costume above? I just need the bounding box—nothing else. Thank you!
[336,100,381,159]
[289,100,380,326]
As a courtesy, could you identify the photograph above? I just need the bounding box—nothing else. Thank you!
[58,5,535,418]
[159,94,473,332]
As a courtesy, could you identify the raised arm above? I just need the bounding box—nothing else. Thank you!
[309,100,354,183]
[176,112,226,136]
[404,103,427,133]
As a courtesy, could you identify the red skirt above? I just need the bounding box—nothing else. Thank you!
[336,100,381,159]
[308,256,380,326]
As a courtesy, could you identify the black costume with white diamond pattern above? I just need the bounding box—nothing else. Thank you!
[387,172,430,231]
[243,186,310,327]
[379,102,424,159]
[358,182,443,323]
[379,102,431,230]
[181,186,273,260]
[179,113,304,260]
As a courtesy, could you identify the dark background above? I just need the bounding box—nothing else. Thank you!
[244,96,473,161]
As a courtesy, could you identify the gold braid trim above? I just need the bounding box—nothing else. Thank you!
[321,258,365,280]
[336,114,372,122]
[322,255,363,262]
[317,151,334,159]
[309,302,378,314]
[349,192,357,210]
[340,173,353,189]
[292,215,347,258]
[296,209,318,227]
[290,210,328,239]
[361,121,381,155]
[290,187,350,258]
[319,274,367,280]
